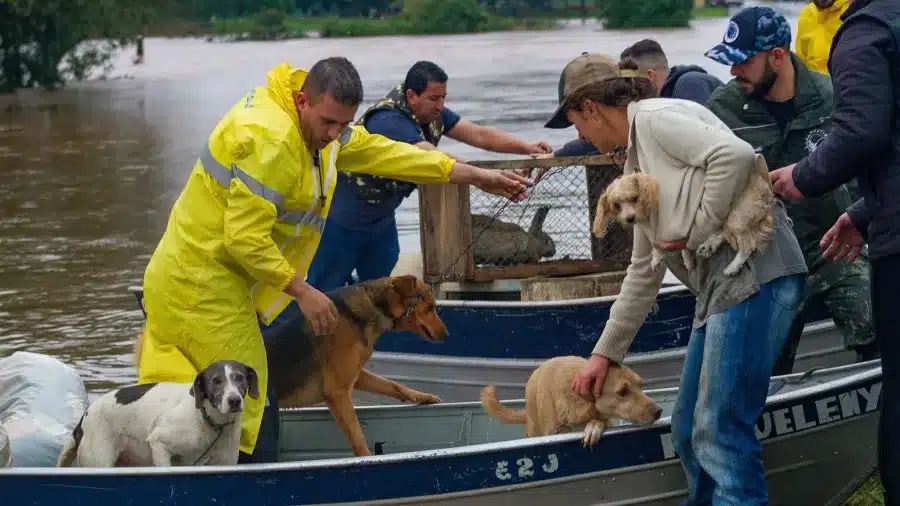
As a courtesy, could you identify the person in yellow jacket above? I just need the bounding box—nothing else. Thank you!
[136,56,532,464]
[796,0,853,75]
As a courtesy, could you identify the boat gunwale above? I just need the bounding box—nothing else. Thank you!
[366,318,839,368]
[126,283,693,309]
[0,362,882,478]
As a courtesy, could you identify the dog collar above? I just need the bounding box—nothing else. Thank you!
[399,293,426,322]
[201,406,236,431]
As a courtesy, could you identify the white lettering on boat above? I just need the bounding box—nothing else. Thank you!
[659,382,881,460]
[542,453,559,473]
[494,453,559,481]
[495,461,511,480]
[517,457,534,478]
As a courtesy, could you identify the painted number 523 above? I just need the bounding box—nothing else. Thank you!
[495,454,559,481]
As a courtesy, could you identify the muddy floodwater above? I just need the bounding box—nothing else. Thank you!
[0,3,804,393]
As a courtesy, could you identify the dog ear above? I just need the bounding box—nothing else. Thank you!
[381,275,418,319]
[191,371,207,409]
[391,275,418,298]
[592,192,612,238]
[636,174,660,214]
[244,364,260,400]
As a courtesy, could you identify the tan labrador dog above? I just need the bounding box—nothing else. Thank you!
[480,356,663,447]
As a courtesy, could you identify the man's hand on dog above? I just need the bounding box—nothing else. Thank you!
[572,354,611,398]
[769,164,805,200]
[286,278,338,336]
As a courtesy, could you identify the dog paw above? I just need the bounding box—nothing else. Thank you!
[696,238,722,259]
[582,420,607,448]
[407,391,442,405]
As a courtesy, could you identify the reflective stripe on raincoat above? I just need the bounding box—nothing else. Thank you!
[796,0,851,76]
[137,62,455,454]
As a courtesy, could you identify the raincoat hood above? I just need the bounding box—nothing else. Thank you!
[265,62,306,128]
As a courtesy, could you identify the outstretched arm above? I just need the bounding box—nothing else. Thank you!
[591,229,667,363]
[337,126,532,201]
[446,118,551,155]
[793,19,895,197]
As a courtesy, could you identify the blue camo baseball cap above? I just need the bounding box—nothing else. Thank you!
[704,6,792,66]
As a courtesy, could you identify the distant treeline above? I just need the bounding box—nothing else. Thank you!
[174,0,563,20]
[0,0,700,92]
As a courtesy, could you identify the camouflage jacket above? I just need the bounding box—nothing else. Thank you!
[705,53,856,269]
[341,84,446,205]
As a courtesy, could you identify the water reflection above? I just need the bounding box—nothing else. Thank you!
[0,6,801,393]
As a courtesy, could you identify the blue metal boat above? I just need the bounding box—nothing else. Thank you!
[0,361,881,505]
[126,283,847,402]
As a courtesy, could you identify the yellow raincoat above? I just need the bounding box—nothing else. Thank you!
[137,62,455,454]
[796,0,851,75]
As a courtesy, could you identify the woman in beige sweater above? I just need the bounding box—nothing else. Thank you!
[544,53,808,505]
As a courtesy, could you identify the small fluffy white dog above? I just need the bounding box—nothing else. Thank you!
[56,360,258,468]
[593,168,775,276]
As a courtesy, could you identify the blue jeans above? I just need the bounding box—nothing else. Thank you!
[672,274,805,505]
[306,218,400,292]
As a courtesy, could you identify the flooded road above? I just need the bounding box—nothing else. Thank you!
[0,4,802,393]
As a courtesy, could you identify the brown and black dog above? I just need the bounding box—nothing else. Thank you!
[134,274,448,457]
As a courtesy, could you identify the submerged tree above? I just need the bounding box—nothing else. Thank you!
[0,0,165,92]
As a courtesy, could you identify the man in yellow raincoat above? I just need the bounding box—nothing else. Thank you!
[796,0,853,75]
[136,57,532,463]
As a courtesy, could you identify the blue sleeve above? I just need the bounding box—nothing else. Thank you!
[846,198,872,241]
[672,73,724,105]
[794,19,895,198]
[363,110,424,145]
[555,138,599,157]
[441,107,462,133]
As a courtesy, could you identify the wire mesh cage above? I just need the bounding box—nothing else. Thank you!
[418,155,633,284]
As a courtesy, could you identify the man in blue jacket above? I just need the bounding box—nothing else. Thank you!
[548,39,724,158]
[307,60,551,291]
[768,0,900,501]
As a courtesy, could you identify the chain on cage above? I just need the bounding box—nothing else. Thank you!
[466,162,633,269]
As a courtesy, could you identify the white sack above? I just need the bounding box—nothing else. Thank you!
[0,351,89,467]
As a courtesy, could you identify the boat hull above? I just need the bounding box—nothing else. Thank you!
[127,284,833,360]
[126,285,846,404]
[0,363,882,505]
[357,319,853,404]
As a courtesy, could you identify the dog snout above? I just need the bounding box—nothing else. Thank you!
[625,215,636,224]
[652,405,663,421]
[227,395,243,412]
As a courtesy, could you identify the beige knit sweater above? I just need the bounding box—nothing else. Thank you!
[591,98,760,363]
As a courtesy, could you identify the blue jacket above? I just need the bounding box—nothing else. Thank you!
[792,0,900,259]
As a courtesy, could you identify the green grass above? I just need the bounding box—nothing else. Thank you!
[693,6,730,18]
[844,475,885,506]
